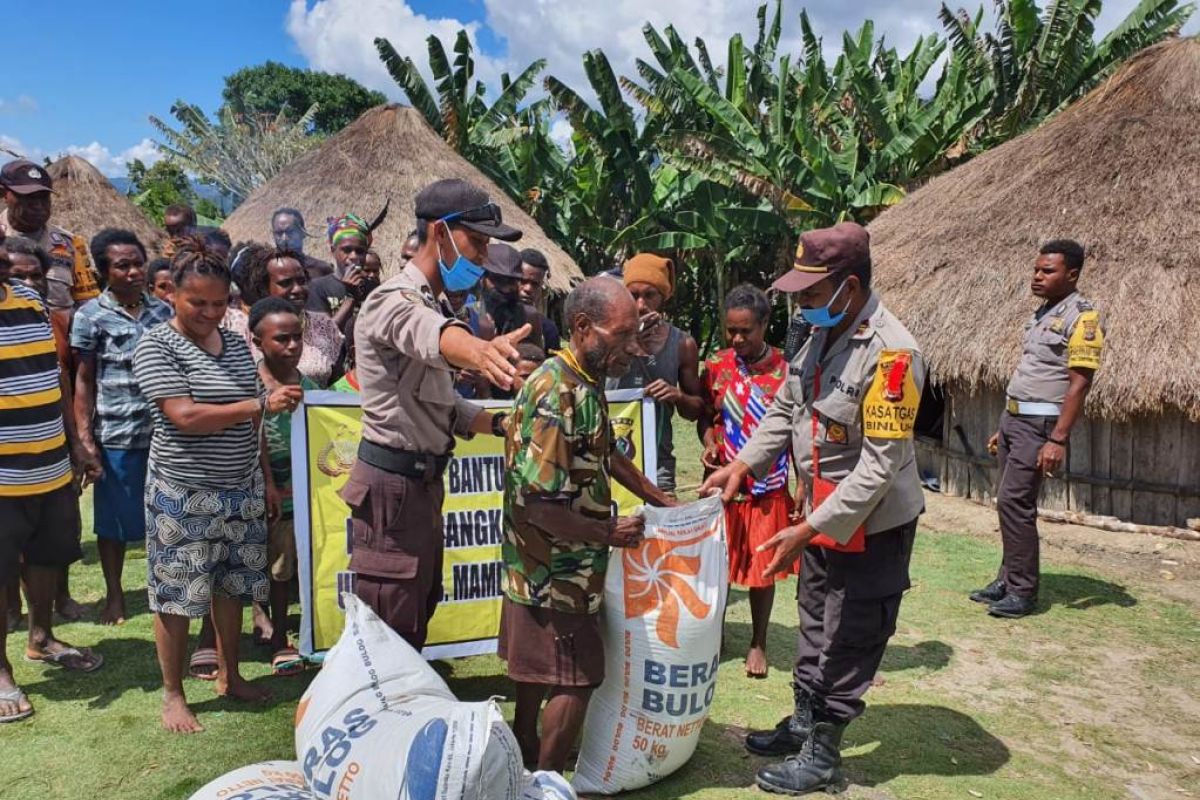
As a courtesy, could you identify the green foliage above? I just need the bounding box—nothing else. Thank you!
[376,0,1188,344]
[222,61,387,136]
[150,99,320,204]
[125,159,224,226]
[125,159,191,225]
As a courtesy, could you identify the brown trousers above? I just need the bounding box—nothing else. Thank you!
[793,520,917,723]
[339,460,445,651]
[996,411,1054,598]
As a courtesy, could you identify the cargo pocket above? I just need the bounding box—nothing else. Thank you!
[835,595,901,649]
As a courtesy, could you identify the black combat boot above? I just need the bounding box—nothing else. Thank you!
[745,684,815,756]
[987,592,1037,618]
[968,579,1006,604]
[755,720,849,796]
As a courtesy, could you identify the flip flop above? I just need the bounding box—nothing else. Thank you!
[271,648,305,676]
[0,687,33,723]
[24,646,104,673]
[189,647,219,681]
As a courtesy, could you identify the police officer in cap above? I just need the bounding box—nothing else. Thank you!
[0,159,100,315]
[972,239,1104,619]
[340,178,529,649]
[702,222,925,795]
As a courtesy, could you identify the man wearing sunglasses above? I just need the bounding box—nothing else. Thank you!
[341,178,531,649]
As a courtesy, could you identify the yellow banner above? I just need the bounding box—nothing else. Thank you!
[293,390,656,658]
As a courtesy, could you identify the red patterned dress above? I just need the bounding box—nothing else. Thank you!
[701,347,798,587]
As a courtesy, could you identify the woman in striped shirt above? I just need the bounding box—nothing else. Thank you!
[132,238,301,734]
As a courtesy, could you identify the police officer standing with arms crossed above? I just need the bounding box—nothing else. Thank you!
[703,222,925,796]
[972,239,1103,619]
[339,179,528,650]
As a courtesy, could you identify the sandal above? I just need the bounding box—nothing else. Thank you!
[189,647,219,680]
[0,687,33,723]
[25,646,104,673]
[271,647,305,676]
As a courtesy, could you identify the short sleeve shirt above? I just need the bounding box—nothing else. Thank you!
[264,375,319,520]
[0,283,71,497]
[70,291,173,448]
[132,324,263,488]
[305,274,349,316]
[502,355,613,614]
[1005,291,1105,404]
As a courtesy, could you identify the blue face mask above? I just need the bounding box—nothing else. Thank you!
[437,223,484,292]
[800,278,850,328]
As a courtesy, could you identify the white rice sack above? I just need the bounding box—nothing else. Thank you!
[295,595,524,800]
[187,761,311,800]
[572,495,729,794]
[521,770,577,800]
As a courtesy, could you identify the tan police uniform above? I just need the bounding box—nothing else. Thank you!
[994,291,1104,599]
[738,290,925,721]
[0,210,99,311]
[338,260,483,650]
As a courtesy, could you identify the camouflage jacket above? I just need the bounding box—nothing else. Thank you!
[502,354,613,614]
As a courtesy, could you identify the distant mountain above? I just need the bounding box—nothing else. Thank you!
[108,176,232,212]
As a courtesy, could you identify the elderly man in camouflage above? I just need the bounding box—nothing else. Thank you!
[500,277,674,772]
[704,223,925,795]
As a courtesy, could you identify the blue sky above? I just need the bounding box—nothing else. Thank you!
[1,0,1184,177]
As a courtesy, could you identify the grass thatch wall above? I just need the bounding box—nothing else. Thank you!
[223,105,584,294]
[46,156,165,256]
[870,37,1200,423]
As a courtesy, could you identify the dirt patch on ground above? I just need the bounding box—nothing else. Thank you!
[919,491,1200,606]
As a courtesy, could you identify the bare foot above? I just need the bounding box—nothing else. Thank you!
[98,597,126,626]
[56,596,87,622]
[216,675,272,703]
[745,645,769,679]
[161,691,203,733]
[0,668,33,721]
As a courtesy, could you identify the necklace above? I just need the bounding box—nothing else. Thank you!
[554,346,597,384]
[115,293,143,311]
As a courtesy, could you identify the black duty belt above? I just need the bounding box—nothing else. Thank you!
[358,440,449,482]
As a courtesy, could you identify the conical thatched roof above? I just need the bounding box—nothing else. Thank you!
[46,156,165,256]
[223,104,584,294]
[870,37,1200,421]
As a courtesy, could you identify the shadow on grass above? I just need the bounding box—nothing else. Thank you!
[1040,572,1136,610]
[722,618,953,676]
[17,634,314,713]
[844,703,1010,785]
[633,703,1008,795]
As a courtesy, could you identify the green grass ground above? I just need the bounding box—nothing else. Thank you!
[2,420,1198,799]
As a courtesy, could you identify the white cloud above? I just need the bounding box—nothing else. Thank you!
[0,94,37,114]
[284,0,1196,116]
[0,135,162,178]
[59,138,162,177]
[285,0,507,100]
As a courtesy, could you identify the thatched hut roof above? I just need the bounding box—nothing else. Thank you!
[223,104,584,294]
[46,156,165,255]
[869,37,1200,422]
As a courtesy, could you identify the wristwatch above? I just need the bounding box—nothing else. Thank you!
[491,412,508,437]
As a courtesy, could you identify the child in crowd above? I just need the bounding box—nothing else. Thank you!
[249,297,317,675]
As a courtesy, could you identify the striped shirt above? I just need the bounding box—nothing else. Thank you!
[132,323,262,488]
[70,291,173,448]
[0,282,72,497]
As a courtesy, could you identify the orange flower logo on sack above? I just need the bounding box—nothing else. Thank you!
[623,531,713,648]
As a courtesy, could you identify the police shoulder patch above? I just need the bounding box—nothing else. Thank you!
[862,348,919,440]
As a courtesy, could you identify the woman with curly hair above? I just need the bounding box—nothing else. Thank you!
[131,237,302,733]
[225,243,345,388]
